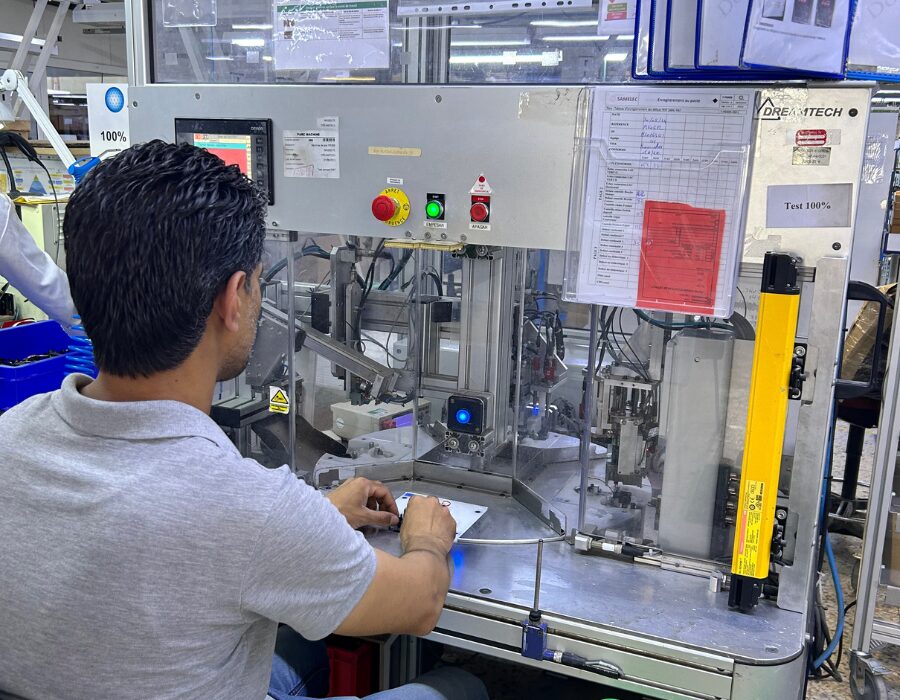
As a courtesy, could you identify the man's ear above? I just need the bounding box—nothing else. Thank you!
[213,270,248,333]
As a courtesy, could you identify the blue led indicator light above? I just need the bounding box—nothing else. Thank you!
[455,409,471,425]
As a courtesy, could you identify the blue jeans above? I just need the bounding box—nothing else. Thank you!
[268,627,488,700]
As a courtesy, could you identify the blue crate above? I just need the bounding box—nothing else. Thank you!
[0,321,70,411]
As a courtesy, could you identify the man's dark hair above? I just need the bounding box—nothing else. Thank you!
[64,139,267,377]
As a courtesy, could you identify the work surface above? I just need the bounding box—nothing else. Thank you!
[364,479,805,665]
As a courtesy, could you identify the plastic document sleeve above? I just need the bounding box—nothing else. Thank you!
[741,0,852,76]
[563,87,756,318]
[845,0,900,82]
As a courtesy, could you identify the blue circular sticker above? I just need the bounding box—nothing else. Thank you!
[455,409,471,425]
[104,87,125,113]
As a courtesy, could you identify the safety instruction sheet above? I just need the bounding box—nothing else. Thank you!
[566,88,755,317]
[597,0,637,34]
[274,0,390,70]
[742,0,851,75]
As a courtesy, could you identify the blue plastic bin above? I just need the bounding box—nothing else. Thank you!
[0,321,70,411]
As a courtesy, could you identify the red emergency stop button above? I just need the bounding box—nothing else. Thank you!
[372,195,398,222]
[470,201,490,222]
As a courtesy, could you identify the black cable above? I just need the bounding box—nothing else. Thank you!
[737,287,748,317]
[353,240,386,351]
[34,160,61,265]
[617,308,651,381]
[379,249,413,290]
[263,247,331,283]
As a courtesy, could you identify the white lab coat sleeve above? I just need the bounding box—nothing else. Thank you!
[0,193,77,329]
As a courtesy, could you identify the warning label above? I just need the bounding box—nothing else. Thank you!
[469,174,493,195]
[269,386,290,414]
[735,480,765,578]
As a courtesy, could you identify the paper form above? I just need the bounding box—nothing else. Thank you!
[566,88,755,317]
[638,201,726,313]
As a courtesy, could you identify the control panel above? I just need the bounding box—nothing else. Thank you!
[129,85,580,250]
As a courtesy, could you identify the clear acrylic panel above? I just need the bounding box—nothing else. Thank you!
[536,258,774,566]
[149,0,635,84]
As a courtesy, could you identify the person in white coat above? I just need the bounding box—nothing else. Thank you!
[0,192,76,328]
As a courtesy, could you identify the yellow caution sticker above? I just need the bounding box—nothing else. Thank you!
[735,480,765,578]
[269,386,290,415]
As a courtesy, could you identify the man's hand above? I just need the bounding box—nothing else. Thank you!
[326,477,400,530]
[400,495,457,558]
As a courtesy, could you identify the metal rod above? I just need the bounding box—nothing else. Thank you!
[533,538,544,612]
[578,305,600,533]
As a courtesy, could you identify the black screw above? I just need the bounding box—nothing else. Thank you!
[479,588,492,594]
[832,242,841,250]
[849,108,858,117]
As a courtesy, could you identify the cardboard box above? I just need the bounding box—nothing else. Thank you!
[0,120,31,139]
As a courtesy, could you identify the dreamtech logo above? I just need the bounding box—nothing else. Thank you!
[755,96,855,121]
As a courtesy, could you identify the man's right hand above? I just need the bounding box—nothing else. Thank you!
[400,496,456,558]
[335,495,457,637]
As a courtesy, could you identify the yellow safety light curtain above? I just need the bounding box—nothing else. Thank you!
[729,252,801,612]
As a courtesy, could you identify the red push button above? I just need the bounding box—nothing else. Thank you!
[470,201,490,222]
[372,195,398,222]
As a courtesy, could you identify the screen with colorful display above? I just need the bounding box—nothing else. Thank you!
[174,118,274,204]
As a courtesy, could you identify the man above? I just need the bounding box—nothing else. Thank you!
[0,141,485,700]
[0,191,77,327]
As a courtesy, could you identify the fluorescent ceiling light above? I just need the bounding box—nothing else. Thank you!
[604,52,628,61]
[450,50,561,65]
[530,19,597,27]
[231,23,273,30]
[206,56,234,61]
[320,75,377,81]
[616,34,634,40]
[231,38,265,47]
[543,34,609,41]
[0,32,45,47]
[47,89,71,96]
[398,23,482,30]
[262,55,274,62]
[450,39,530,46]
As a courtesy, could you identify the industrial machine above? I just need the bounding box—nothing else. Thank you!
[125,1,879,695]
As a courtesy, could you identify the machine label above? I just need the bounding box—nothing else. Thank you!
[387,177,404,185]
[87,83,130,158]
[368,146,422,157]
[735,480,765,577]
[469,222,491,231]
[791,147,831,167]
[766,183,852,228]
[284,127,340,179]
[424,220,447,230]
[269,387,290,414]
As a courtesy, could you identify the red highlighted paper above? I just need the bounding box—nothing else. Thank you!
[637,200,726,315]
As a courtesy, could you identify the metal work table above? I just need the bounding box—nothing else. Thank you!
[364,479,805,667]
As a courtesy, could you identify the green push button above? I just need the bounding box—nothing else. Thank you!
[426,200,444,219]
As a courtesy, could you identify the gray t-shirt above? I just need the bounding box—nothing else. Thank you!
[0,374,376,700]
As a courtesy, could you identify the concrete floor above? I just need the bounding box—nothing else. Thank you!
[808,421,900,700]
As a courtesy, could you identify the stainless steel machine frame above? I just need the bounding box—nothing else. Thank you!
[848,296,900,699]
[123,3,878,696]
